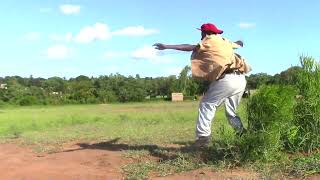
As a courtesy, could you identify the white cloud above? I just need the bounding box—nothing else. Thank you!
[131,46,173,64]
[67,24,159,43]
[132,46,158,59]
[238,22,256,29]
[104,51,128,59]
[166,67,183,76]
[59,4,81,15]
[102,46,173,64]
[75,23,111,43]
[47,45,70,59]
[49,33,73,42]
[112,26,159,36]
[25,32,41,41]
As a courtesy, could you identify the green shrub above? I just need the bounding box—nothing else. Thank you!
[288,56,320,152]
[242,56,320,162]
[247,85,296,132]
[86,97,99,104]
[0,99,6,107]
[18,96,39,106]
[242,85,297,161]
[146,97,166,102]
[184,96,196,101]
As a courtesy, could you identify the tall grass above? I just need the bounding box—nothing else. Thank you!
[231,56,320,177]
[289,56,320,152]
[242,56,320,157]
[243,85,297,161]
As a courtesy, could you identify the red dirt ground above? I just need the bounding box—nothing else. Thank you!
[0,142,318,180]
[0,143,126,180]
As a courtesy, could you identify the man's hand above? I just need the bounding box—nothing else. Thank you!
[153,43,166,50]
[234,40,244,47]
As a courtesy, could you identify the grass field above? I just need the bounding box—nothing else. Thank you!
[0,101,246,148]
[1,101,318,179]
[0,101,251,178]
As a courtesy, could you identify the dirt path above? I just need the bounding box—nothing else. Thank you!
[0,143,126,180]
[0,142,260,180]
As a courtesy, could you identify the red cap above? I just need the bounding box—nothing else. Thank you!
[197,23,223,34]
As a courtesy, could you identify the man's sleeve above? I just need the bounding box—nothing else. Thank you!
[223,38,241,49]
[231,42,241,49]
[197,40,211,51]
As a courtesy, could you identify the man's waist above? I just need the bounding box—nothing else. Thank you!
[217,68,242,80]
[223,68,242,75]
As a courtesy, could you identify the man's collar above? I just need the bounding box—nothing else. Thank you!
[203,34,219,40]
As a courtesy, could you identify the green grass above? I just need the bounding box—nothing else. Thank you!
[0,101,317,179]
[0,101,243,147]
[288,152,320,177]
[0,101,246,178]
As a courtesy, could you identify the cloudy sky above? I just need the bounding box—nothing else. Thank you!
[0,0,319,78]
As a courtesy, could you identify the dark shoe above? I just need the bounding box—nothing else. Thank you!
[192,136,211,149]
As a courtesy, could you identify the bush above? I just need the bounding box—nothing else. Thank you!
[117,87,146,102]
[184,96,197,101]
[18,96,39,106]
[102,90,118,103]
[242,85,297,161]
[241,56,320,162]
[0,99,6,107]
[86,97,99,104]
[247,85,297,133]
[146,97,166,102]
[288,56,320,152]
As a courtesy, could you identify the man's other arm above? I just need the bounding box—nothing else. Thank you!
[153,43,196,52]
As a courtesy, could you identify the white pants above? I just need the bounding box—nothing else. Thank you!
[196,73,247,138]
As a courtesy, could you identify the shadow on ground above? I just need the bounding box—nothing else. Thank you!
[56,137,241,167]
[59,138,208,162]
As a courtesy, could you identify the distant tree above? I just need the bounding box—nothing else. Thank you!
[66,76,96,103]
[177,66,191,94]
[279,66,302,85]
[247,73,273,89]
[44,77,66,92]
[0,63,306,105]
[74,75,91,82]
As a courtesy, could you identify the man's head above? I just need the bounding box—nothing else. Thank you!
[198,23,223,39]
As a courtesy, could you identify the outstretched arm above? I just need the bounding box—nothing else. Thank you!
[153,43,196,52]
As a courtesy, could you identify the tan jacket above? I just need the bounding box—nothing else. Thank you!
[191,34,251,81]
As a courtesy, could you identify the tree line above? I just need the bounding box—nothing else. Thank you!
[0,65,302,106]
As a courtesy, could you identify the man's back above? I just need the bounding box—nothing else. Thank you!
[191,34,238,81]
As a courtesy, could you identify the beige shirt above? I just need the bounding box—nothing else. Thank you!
[191,34,239,81]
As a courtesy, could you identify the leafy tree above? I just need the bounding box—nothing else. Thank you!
[0,63,307,105]
[247,73,272,89]
[44,77,66,92]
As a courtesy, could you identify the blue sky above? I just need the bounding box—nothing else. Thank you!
[0,0,319,78]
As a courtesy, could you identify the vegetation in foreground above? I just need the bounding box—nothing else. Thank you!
[220,56,320,179]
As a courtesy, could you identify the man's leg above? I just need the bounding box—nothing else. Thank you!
[195,74,246,147]
[196,81,227,139]
[224,91,246,133]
